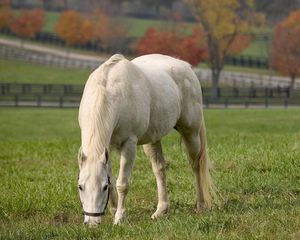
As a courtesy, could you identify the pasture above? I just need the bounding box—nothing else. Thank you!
[0,108,299,239]
[0,59,90,85]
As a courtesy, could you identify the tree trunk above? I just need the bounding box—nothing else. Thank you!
[211,68,221,99]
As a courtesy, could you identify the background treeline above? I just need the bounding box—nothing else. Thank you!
[10,0,300,23]
[1,0,300,94]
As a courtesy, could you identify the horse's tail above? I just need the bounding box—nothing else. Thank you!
[99,54,125,87]
[198,118,215,209]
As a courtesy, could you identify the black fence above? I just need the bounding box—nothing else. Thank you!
[1,83,300,108]
[224,55,269,69]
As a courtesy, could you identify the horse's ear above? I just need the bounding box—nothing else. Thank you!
[78,147,87,168]
[100,148,109,165]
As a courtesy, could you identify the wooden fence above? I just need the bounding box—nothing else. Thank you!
[1,83,300,108]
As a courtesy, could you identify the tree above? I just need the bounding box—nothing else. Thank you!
[256,0,299,23]
[186,0,252,98]
[55,10,93,47]
[90,10,128,51]
[272,10,300,92]
[137,26,206,66]
[10,9,45,42]
[0,0,14,30]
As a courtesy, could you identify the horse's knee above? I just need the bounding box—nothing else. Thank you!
[143,144,156,159]
[152,160,166,175]
[116,183,129,194]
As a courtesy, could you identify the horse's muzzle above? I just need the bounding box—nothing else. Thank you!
[84,215,101,226]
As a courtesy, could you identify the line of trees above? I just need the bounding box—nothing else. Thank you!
[55,10,128,52]
[272,10,300,93]
[1,0,299,96]
[0,1,129,52]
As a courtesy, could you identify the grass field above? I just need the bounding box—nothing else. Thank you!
[0,59,91,84]
[0,108,299,239]
[0,58,279,87]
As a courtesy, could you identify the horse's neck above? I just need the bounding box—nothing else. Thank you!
[81,86,115,159]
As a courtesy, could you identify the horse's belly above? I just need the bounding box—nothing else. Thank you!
[137,83,181,144]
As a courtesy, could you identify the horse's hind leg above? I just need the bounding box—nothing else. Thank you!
[143,141,169,219]
[179,129,211,211]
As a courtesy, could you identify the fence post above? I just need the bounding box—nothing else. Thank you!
[15,94,19,107]
[265,96,269,108]
[59,96,63,108]
[37,95,41,107]
[245,99,249,108]
[225,98,228,108]
[205,98,209,109]
[264,87,268,98]
[286,88,290,98]
[284,98,288,108]
[234,87,239,97]
[1,84,5,94]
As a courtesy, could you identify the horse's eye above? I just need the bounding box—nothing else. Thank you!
[78,185,83,191]
[103,185,108,191]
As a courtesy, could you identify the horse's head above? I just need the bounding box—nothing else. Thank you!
[77,147,110,226]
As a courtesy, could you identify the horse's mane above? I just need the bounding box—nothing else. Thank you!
[80,54,125,160]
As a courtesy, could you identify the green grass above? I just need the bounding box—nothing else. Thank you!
[242,39,271,58]
[44,11,61,33]
[121,17,194,38]
[0,59,90,84]
[0,108,299,239]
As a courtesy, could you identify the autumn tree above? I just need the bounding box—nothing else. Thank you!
[137,26,206,66]
[0,0,14,30]
[90,10,128,51]
[10,9,45,45]
[272,10,300,92]
[186,0,252,98]
[55,10,93,47]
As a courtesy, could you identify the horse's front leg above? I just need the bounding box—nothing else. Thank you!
[143,141,169,219]
[114,136,137,225]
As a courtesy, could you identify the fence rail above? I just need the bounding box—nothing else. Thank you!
[1,83,300,108]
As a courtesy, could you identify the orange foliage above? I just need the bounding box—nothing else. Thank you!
[90,10,128,49]
[272,10,300,85]
[228,34,249,56]
[0,0,10,8]
[0,0,13,30]
[137,26,206,66]
[55,10,93,46]
[0,7,14,30]
[90,10,109,42]
[10,9,45,39]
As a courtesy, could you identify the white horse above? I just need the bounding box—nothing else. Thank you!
[78,54,214,226]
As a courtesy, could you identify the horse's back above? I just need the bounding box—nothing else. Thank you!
[132,54,204,132]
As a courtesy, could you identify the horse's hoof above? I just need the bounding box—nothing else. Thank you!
[114,209,126,225]
[151,206,168,219]
[195,203,207,213]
